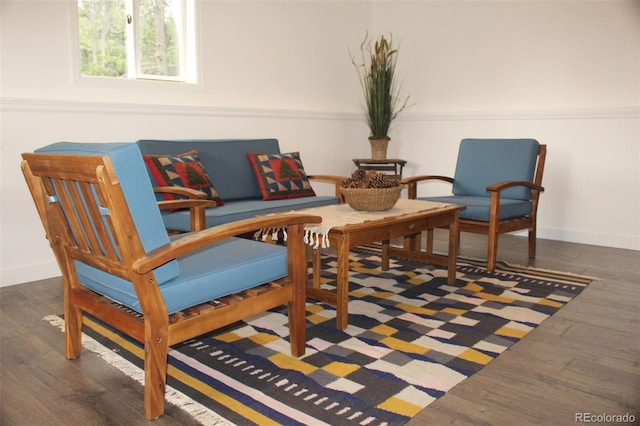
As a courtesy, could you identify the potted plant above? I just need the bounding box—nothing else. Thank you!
[351,33,409,159]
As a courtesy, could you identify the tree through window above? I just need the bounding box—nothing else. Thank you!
[77,0,195,82]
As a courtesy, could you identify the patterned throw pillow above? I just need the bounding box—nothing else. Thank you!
[247,151,316,200]
[143,150,224,205]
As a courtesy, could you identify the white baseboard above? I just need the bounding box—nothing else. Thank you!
[1,262,60,288]
[537,227,640,251]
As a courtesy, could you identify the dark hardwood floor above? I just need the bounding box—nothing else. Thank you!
[2,233,638,425]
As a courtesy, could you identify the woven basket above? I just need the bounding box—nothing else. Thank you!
[340,186,402,211]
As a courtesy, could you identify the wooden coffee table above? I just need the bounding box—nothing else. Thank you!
[302,199,465,329]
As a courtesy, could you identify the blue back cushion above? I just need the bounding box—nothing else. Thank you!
[35,142,179,284]
[452,139,539,200]
[136,139,281,201]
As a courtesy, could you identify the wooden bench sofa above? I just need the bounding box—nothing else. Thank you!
[136,139,345,232]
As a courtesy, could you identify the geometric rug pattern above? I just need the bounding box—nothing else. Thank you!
[46,247,592,425]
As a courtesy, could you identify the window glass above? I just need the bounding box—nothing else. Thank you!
[77,0,194,82]
[78,0,127,78]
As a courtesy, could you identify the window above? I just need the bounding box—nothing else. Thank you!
[77,0,196,83]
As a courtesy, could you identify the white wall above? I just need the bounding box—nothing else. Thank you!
[1,0,638,286]
[373,0,640,249]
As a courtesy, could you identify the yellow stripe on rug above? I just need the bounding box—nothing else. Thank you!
[82,316,280,426]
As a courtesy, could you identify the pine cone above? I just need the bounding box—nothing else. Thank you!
[364,170,378,182]
[343,168,400,189]
[352,168,367,182]
[370,173,386,188]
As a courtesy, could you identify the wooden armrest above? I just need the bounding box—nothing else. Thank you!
[133,213,322,274]
[400,175,454,185]
[308,174,346,184]
[155,191,218,232]
[153,186,208,199]
[487,180,545,193]
[308,174,348,202]
[400,175,454,199]
[156,199,219,211]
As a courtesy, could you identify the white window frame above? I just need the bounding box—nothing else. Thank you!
[73,0,198,85]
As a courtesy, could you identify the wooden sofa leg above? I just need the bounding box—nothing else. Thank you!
[144,331,169,419]
[64,284,83,359]
[528,226,537,258]
[288,225,307,358]
[487,231,498,273]
[288,297,306,358]
[64,304,83,359]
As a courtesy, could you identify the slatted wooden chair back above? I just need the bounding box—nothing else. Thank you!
[22,152,169,364]
[22,153,143,288]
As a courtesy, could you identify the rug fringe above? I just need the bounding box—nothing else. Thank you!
[42,315,233,425]
[461,257,599,281]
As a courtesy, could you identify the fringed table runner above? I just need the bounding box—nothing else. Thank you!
[255,199,452,248]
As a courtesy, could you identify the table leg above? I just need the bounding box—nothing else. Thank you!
[447,213,459,284]
[426,229,434,254]
[335,234,350,329]
[312,247,322,289]
[381,240,390,271]
[404,233,420,252]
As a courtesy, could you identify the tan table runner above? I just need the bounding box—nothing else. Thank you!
[256,199,452,248]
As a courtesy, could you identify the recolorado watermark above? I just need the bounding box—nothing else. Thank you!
[575,412,636,423]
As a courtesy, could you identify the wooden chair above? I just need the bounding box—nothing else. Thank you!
[21,142,320,419]
[402,139,546,272]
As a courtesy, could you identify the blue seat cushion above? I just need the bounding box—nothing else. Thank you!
[452,139,539,200]
[162,195,339,232]
[77,237,288,314]
[35,142,179,284]
[420,196,532,222]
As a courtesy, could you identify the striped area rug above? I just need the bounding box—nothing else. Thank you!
[45,247,592,425]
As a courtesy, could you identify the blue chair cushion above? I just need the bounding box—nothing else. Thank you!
[35,142,180,284]
[420,196,532,222]
[76,237,288,314]
[161,195,339,232]
[452,139,539,200]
